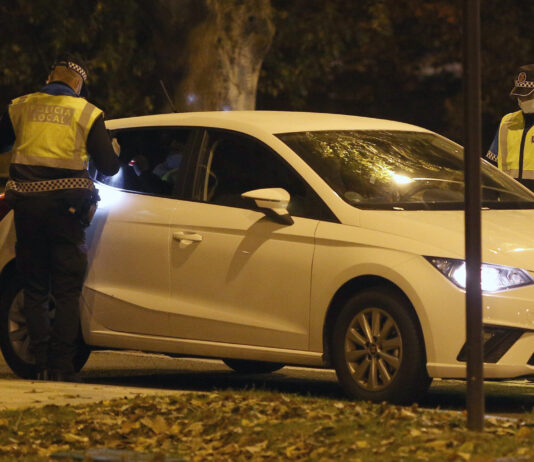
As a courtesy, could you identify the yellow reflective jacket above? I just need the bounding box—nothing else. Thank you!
[8,92,102,170]
[498,110,534,179]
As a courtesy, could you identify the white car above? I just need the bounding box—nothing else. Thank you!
[1,111,534,403]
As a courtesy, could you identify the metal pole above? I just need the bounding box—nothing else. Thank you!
[463,0,484,431]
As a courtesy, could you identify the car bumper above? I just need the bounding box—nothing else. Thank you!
[401,257,534,379]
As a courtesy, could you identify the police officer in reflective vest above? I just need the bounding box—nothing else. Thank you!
[486,64,534,191]
[0,55,120,381]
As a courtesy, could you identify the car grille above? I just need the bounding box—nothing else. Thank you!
[456,325,525,363]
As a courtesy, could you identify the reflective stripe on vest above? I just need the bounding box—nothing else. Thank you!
[497,110,534,179]
[8,92,102,170]
[5,177,94,193]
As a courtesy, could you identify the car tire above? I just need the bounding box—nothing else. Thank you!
[0,273,90,379]
[222,358,285,374]
[331,287,431,404]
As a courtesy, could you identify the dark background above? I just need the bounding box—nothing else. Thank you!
[0,0,532,151]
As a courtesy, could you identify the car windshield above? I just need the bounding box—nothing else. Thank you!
[277,130,534,210]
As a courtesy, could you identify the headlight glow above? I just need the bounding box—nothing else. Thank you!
[425,256,534,292]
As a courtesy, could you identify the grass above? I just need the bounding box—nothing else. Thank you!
[0,389,532,461]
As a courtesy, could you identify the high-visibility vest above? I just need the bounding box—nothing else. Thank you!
[498,110,534,179]
[8,92,102,170]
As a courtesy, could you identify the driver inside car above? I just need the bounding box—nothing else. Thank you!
[130,140,184,195]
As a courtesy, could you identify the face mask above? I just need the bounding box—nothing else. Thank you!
[518,98,534,113]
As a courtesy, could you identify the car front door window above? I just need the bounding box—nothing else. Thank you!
[193,131,333,220]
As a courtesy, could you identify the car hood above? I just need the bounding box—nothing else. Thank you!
[359,209,534,271]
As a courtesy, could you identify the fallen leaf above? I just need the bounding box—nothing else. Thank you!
[187,421,204,436]
[62,433,89,443]
[141,415,169,434]
[119,420,140,434]
[400,409,417,418]
[245,440,268,454]
[425,440,448,450]
[458,442,474,453]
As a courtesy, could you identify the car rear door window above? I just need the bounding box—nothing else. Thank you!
[89,128,194,198]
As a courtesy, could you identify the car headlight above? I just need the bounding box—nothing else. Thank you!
[425,256,534,293]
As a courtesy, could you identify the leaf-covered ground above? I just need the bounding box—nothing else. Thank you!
[0,390,533,461]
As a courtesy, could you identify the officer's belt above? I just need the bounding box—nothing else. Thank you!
[5,178,94,193]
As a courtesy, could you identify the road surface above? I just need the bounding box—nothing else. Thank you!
[0,350,533,416]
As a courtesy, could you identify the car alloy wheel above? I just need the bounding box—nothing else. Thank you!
[344,307,402,392]
[331,287,431,404]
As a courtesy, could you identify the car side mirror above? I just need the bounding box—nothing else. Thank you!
[241,188,294,225]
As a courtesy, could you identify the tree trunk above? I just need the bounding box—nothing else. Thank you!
[154,0,274,112]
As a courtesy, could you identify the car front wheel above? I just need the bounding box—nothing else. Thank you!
[0,272,90,379]
[331,287,431,404]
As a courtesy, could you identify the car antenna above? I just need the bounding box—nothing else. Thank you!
[159,80,178,113]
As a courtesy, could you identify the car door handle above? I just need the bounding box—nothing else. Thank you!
[173,231,203,243]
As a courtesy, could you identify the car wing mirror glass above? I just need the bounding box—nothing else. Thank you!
[241,188,294,225]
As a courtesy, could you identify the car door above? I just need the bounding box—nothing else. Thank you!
[83,127,196,337]
[167,129,333,350]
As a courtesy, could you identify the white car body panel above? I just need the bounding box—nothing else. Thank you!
[167,201,317,350]
[0,211,15,272]
[105,111,426,138]
[83,186,175,336]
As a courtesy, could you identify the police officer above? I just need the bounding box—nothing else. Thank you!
[0,54,120,381]
[486,64,534,191]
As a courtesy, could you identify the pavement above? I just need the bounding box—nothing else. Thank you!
[0,350,341,411]
[0,350,210,410]
[0,378,179,410]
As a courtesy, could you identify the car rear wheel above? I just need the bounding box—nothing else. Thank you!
[331,287,431,404]
[223,358,284,374]
[0,272,90,379]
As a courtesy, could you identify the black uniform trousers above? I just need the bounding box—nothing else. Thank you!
[13,193,87,373]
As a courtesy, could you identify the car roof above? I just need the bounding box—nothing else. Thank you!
[106,110,430,135]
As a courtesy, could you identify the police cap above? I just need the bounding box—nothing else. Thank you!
[510,64,534,97]
[52,54,88,82]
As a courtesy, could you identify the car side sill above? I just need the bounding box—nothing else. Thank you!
[86,329,325,367]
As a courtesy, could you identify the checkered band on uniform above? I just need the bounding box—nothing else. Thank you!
[6,178,94,193]
[514,79,534,88]
[67,62,87,81]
